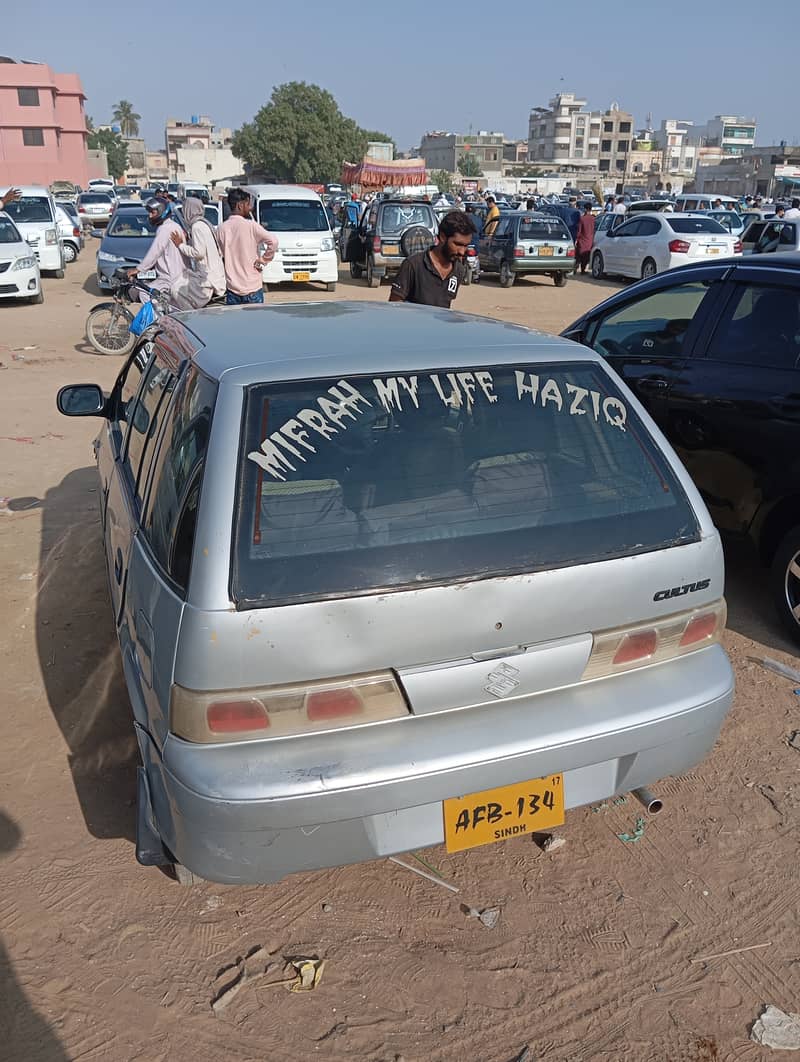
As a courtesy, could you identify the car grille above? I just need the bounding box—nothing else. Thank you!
[0,262,10,274]
[281,252,319,274]
[0,284,18,294]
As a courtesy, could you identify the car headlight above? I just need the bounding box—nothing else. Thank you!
[12,256,36,271]
[320,237,335,252]
[45,229,58,245]
[98,252,126,263]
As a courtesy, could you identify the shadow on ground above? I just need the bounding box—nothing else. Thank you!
[723,537,798,657]
[0,810,69,1060]
[32,466,137,842]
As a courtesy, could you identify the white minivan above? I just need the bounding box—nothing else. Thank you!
[674,193,740,212]
[0,186,65,276]
[241,184,338,291]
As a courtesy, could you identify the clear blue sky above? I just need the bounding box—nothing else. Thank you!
[5,0,796,152]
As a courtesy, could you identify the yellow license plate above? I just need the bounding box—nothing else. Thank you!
[706,247,720,255]
[292,271,311,282]
[443,774,564,853]
[538,246,554,256]
[382,244,400,255]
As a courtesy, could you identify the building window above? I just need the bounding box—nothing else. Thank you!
[22,128,45,147]
[601,140,612,152]
[615,159,625,172]
[619,121,631,133]
[574,149,584,158]
[617,141,629,152]
[206,163,213,172]
[599,159,610,172]
[576,117,585,128]
[17,87,40,107]
[575,137,584,146]
[603,121,613,133]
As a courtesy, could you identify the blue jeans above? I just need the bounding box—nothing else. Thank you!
[225,289,264,305]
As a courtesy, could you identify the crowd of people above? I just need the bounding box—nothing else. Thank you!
[131,187,278,308]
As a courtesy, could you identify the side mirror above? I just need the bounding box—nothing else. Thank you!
[57,384,106,417]
[91,228,103,238]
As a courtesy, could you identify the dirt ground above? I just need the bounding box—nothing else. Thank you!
[1,251,799,1062]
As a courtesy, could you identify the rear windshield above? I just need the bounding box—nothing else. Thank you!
[667,217,727,234]
[518,217,570,240]
[257,199,329,232]
[4,197,53,223]
[79,193,113,204]
[379,204,435,233]
[233,365,699,606]
[0,216,22,243]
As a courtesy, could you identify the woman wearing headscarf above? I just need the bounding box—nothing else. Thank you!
[170,196,226,307]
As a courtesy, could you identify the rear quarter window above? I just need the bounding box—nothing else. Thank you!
[233,364,700,606]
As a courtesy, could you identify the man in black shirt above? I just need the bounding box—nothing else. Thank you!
[389,210,473,308]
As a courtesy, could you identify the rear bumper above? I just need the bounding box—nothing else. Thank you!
[513,258,573,273]
[148,646,733,883]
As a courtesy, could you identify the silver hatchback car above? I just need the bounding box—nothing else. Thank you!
[57,303,733,885]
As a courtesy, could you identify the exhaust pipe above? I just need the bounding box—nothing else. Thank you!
[632,787,663,814]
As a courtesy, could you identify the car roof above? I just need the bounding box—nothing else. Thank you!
[172,301,600,384]
[241,184,323,200]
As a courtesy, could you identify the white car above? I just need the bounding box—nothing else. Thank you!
[0,211,43,303]
[55,205,82,263]
[0,185,65,277]
[591,212,741,281]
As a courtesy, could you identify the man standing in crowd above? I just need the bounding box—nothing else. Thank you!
[484,195,500,235]
[574,202,595,276]
[565,196,581,242]
[613,196,627,216]
[389,211,473,308]
[785,198,800,220]
[127,197,185,300]
[217,188,279,305]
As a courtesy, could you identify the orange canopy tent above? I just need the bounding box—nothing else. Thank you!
[341,157,427,190]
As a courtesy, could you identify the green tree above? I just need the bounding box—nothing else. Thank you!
[87,128,129,180]
[111,100,141,138]
[430,169,454,194]
[457,152,483,178]
[233,82,394,183]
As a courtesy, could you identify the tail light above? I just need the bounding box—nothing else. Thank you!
[466,246,477,257]
[733,239,743,253]
[372,235,382,253]
[72,226,80,237]
[567,248,576,258]
[582,599,726,681]
[514,246,525,258]
[78,205,85,212]
[669,239,691,254]
[170,671,410,744]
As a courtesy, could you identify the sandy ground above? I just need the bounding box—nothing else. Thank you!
[1,250,799,1062]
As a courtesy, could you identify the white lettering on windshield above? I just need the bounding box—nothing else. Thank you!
[515,371,627,431]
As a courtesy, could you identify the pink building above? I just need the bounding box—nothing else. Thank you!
[0,56,89,188]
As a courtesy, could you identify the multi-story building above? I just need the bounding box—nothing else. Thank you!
[702,115,756,157]
[419,131,505,176]
[527,93,601,170]
[595,104,636,177]
[653,119,698,181]
[0,56,89,187]
[165,115,238,181]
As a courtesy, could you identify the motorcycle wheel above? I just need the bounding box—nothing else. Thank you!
[86,304,136,356]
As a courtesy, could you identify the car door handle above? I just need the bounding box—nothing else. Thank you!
[638,378,669,392]
[114,547,123,583]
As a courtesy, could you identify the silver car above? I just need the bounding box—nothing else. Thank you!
[57,303,733,885]
[77,191,115,226]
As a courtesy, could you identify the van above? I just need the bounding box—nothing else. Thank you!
[241,184,338,291]
[178,182,210,203]
[674,193,739,213]
[0,185,65,276]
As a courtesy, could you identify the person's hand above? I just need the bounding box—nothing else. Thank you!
[1,188,21,208]
[126,268,138,278]
[170,230,184,248]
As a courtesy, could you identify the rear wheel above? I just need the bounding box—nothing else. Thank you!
[553,271,568,287]
[367,256,380,288]
[63,243,77,264]
[499,260,515,287]
[770,526,800,646]
[86,304,135,356]
[349,260,363,279]
[591,252,605,280]
[641,257,658,280]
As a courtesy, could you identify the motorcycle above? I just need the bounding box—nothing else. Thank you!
[462,245,480,285]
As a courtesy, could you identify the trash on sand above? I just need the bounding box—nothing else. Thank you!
[18,572,34,581]
[751,656,800,684]
[462,903,501,929]
[787,731,800,751]
[541,834,566,853]
[750,1004,800,1049]
[285,957,326,992]
[690,941,771,965]
[389,855,460,894]
[511,1047,532,1062]
[617,816,647,843]
[12,345,37,351]
[211,946,276,1013]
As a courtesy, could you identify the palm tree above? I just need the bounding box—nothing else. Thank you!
[111,100,141,138]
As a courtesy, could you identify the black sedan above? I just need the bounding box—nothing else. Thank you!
[563,253,800,641]
[95,207,156,292]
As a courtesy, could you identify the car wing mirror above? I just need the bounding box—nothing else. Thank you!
[57,383,106,417]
